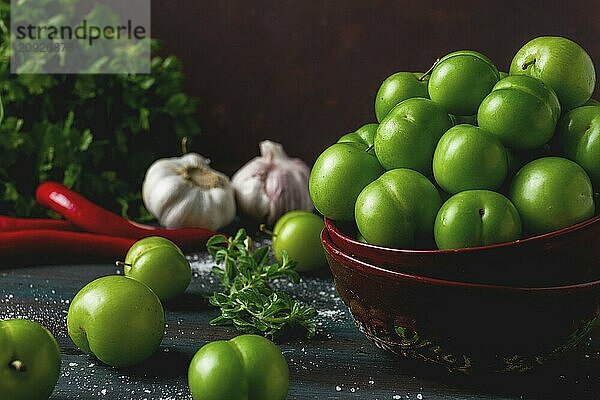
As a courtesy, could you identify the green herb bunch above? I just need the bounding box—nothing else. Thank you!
[0,0,200,218]
[207,229,318,339]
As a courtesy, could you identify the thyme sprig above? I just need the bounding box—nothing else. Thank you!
[207,229,317,339]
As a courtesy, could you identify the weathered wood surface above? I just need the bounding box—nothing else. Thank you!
[1,257,600,400]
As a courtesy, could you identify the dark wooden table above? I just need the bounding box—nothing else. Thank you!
[2,249,600,400]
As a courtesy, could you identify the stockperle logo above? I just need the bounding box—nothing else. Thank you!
[10,0,151,74]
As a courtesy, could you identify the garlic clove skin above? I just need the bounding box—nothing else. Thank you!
[234,165,271,222]
[142,153,236,231]
[232,140,313,225]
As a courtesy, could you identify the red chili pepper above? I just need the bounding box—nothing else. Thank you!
[0,216,80,232]
[36,181,218,252]
[0,230,135,266]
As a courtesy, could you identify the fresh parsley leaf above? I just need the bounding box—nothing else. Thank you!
[0,0,201,218]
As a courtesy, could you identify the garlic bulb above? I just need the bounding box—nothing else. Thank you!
[142,153,236,230]
[232,140,313,224]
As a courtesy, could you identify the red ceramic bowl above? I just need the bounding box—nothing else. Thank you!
[325,215,600,287]
[322,229,600,373]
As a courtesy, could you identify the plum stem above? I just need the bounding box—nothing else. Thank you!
[521,59,536,70]
[365,144,374,152]
[115,261,131,267]
[259,224,277,238]
[9,360,26,372]
[419,58,440,81]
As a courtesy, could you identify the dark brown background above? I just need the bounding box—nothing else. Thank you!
[152,0,600,174]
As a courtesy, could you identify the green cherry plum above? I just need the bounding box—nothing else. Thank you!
[374,71,429,122]
[188,334,289,400]
[556,105,600,188]
[509,157,595,235]
[428,50,500,116]
[433,124,508,194]
[0,319,61,400]
[122,236,191,302]
[478,75,561,149]
[272,210,308,233]
[509,36,596,110]
[374,97,453,174]
[355,168,441,248]
[434,190,522,249]
[309,142,384,221]
[272,210,326,272]
[337,123,378,150]
[67,275,165,368]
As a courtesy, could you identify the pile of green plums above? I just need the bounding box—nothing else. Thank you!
[67,236,191,367]
[0,237,193,399]
[310,36,598,250]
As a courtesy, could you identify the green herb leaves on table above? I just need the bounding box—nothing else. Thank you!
[207,229,317,339]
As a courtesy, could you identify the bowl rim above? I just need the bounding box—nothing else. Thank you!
[322,228,600,292]
[325,213,600,255]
